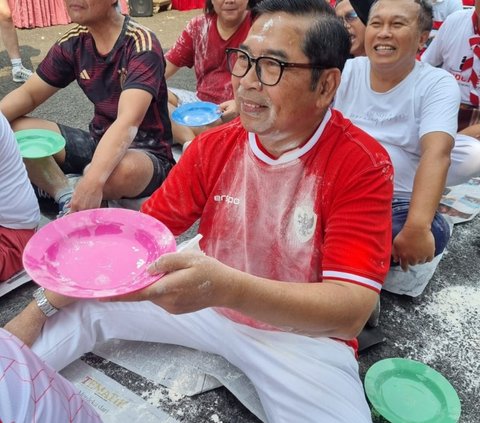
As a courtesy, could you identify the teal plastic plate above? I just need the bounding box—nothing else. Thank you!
[364,358,461,423]
[15,129,66,158]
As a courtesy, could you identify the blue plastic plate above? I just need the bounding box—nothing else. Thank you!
[171,101,222,127]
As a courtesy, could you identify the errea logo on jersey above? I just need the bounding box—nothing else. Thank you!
[213,194,240,205]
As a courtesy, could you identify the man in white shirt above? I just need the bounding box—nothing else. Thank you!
[0,111,40,282]
[335,0,480,296]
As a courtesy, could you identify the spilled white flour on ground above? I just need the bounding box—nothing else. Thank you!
[394,285,480,398]
[142,387,185,406]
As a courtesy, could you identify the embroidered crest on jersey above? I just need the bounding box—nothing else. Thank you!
[118,67,127,89]
[293,205,317,243]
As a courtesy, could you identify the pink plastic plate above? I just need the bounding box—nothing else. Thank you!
[23,208,176,298]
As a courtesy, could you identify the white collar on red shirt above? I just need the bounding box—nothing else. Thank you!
[248,108,332,165]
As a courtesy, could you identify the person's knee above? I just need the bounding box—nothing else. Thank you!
[0,8,13,23]
[448,134,480,185]
[167,90,179,107]
[103,153,154,198]
[430,212,451,256]
[391,200,450,267]
[459,123,480,140]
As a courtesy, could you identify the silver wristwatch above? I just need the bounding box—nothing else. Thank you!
[33,287,59,317]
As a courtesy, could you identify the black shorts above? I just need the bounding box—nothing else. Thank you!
[58,124,173,198]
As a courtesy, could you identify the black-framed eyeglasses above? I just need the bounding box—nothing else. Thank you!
[225,48,326,87]
[340,10,358,24]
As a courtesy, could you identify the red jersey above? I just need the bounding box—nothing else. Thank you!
[142,110,393,349]
[165,12,252,104]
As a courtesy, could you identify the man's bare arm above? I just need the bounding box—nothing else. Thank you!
[392,131,453,270]
[69,88,153,211]
[0,74,59,123]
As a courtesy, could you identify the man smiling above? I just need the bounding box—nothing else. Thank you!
[334,0,480,296]
[5,1,393,421]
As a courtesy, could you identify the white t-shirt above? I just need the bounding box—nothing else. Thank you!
[432,0,463,23]
[0,112,40,229]
[334,57,460,197]
[430,0,463,39]
[422,8,474,104]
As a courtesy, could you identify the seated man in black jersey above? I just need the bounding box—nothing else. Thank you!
[0,0,174,217]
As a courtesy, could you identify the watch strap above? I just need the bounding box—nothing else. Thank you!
[33,287,59,317]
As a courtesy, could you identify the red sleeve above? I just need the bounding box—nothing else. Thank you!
[321,122,394,292]
[37,41,76,88]
[141,139,206,236]
[141,119,245,236]
[164,17,198,69]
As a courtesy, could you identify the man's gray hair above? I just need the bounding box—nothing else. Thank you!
[370,0,433,33]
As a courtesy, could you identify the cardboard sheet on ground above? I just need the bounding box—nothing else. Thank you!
[61,359,180,423]
[0,270,32,297]
[440,177,480,224]
[94,340,267,422]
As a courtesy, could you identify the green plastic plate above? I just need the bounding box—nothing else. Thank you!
[364,358,461,423]
[15,129,66,158]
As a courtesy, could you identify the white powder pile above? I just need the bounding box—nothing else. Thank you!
[399,286,480,397]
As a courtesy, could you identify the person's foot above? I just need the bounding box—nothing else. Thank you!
[57,197,72,218]
[12,65,33,83]
[57,192,73,218]
[32,183,52,200]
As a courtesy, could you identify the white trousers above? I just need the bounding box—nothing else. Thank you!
[33,301,372,423]
[447,133,480,187]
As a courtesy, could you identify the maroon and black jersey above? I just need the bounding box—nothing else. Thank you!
[37,16,173,163]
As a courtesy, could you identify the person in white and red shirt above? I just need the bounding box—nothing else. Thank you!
[0,111,39,282]
[5,2,393,421]
[422,0,480,137]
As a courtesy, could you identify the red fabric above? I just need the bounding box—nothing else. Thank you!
[0,226,34,282]
[432,20,443,30]
[171,0,204,11]
[166,12,252,104]
[463,0,474,5]
[8,0,129,29]
[461,11,480,106]
[141,112,393,352]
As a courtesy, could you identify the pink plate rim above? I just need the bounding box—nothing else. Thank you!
[23,208,176,298]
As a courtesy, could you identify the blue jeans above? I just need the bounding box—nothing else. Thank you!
[391,198,451,266]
